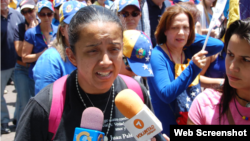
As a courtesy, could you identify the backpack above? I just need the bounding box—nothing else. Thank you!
[48,74,144,140]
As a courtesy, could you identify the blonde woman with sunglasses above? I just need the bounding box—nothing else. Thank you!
[33,1,85,95]
[22,0,57,80]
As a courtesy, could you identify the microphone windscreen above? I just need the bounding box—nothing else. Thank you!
[80,107,104,131]
[115,89,144,119]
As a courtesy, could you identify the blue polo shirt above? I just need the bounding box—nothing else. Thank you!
[14,19,40,62]
[24,23,58,79]
[1,8,24,70]
[147,0,171,47]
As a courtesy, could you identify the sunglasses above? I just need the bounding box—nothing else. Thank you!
[120,11,140,18]
[21,9,34,15]
[123,56,132,72]
[38,12,53,17]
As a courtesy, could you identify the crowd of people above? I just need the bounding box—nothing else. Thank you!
[1,0,250,140]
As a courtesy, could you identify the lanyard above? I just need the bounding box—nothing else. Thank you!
[165,44,182,64]
[40,26,53,45]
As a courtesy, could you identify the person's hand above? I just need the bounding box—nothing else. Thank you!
[192,50,208,69]
[210,29,217,38]
[163,134,170,141]
[151,134,170,141]
[151,137,156,141]
[25,20,37,31]
[212,78,225,91]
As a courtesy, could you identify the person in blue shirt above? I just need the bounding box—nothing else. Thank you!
[1,0,24,134]
[33,1,85,94]
[22,0,57,80]
[13,0,39,126]
[177,1,225,92]
[147,5,224,136]
[52,0,66,27]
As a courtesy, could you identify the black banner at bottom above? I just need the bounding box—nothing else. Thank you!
[170,125,250,140]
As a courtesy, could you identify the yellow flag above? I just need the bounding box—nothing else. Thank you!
[221,0,240,42]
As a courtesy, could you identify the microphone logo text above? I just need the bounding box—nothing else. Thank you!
[136,125,156,139]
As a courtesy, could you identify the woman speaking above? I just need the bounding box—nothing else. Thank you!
[14,5,163,141]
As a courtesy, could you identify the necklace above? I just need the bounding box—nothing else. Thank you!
[235,92,250,107]
[234,98,250,121]
[75,70,114,141]
[77,77,112,114]
[165,44,182,64]
[40,25,53,45]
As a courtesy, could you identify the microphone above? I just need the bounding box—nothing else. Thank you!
[115,89,163,141]
[73,107,105,141]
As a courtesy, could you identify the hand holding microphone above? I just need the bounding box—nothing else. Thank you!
[73,107,105,141]
[115,89,165,141]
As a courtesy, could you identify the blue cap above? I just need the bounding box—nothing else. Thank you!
[53,0,66,8]
[118,0,140,13]
[59,1,85,24]
[123,30,154,77]
[37,0,54,13]
[70,0,88,6]
[194,0,201,4]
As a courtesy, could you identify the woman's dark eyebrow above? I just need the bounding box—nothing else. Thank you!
[241,55,250,58]
[86,42,101,47]
[228,49,250,58]
[86,41,121,47]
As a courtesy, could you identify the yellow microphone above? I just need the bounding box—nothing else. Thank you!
[115,89,163,141]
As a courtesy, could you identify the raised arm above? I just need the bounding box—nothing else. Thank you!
[148,48,207,104]
[188,33,224,57]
